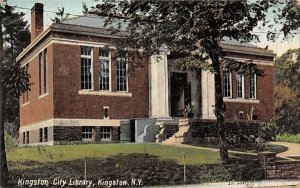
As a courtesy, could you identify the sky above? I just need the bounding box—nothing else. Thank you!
[5,0,300,57]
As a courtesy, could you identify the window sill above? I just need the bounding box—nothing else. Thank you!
[39,93,49,99]
[79,90,132,97]
[224,98,259,104]
[21,102,30,107]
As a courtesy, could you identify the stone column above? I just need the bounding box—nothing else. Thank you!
[149,52,171,120]
[201,70,216,119]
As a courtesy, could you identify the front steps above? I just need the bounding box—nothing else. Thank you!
[161,119,191,144]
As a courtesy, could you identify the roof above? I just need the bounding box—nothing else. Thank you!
[62,14,128,31]
[17,14,276,62]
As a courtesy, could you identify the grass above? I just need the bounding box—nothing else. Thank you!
[276,133,300,143]
[7,143,266,186]
[7,143,220,165]
[264,143,289,153]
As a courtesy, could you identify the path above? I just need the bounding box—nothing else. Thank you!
[160,142,257,156]
[269,142,300,159]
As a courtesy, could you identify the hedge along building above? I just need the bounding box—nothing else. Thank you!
[18,3,276,145]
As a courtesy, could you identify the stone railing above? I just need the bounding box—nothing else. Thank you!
[155,121,179,143]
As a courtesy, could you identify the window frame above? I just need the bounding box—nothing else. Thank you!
[223,71,232,98]
[44,127,48,142]
[39,49,48,96]
[236,74,244,99]
[82,126,93,141]
[116,51,128,92]
[100,127,112,141]
[26,131,29,144]
[22,63,30,104]
[249,74,257,99]
[80,46,93,90]
[43,49,48,94]
[99,49,111,91]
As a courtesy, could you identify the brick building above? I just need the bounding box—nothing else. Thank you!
[18,3,276,145]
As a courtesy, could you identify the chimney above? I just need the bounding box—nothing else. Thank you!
[31,3,44,42]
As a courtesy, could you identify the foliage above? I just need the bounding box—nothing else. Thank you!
[0,4,31,186]
[51,7,70,23]
[280,0,300,37]
[276,133,300,143]
[4,130,17,152]
[260,119,279,141]
[274,48,300,134]
[8,153,264,186]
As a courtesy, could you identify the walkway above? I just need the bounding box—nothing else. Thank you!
[269,142,300,160]
[151,179,300,188]
[160,142,257,156]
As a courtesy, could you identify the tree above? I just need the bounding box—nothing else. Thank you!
[280,0,300,37]
[51,7,70,23]
[275,49,300,134]
[0,4,31,186]
[92,0,281,162]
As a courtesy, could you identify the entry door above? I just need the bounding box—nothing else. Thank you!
[170,72,189,117]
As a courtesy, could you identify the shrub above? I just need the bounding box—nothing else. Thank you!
[5,131,18,151]
[276,133,300,143]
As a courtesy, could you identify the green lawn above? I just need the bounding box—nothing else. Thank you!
[7,143,220,165]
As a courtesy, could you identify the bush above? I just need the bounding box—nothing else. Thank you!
[260,120,278,141]
[276,133,300,143]
[5,131,18,151]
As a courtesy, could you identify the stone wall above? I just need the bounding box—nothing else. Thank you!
[258,152,300,179]
[189,118,258,142]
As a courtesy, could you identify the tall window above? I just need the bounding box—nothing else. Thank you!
[81,46,93,90]
[23,64,29,103]
[117,52,128,92]
[236,74,244,98]
[43,49,47,94]
[39,53,42,95]
[224,71,232,98]
[82,127,93,141]
[249,74,257,99]
[99,49,110,91]
[100,127,111,141]
[39,49,47,95]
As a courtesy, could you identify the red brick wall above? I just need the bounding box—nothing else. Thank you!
[20,45,54,126]
[52,43,149,119]
[222,64,274,121]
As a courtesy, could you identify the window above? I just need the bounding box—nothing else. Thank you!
[39,49,47,95]
[224,71,232,98]
[22,64,29,103]
[26,131,29,144]
[249,74,257,99]
[43,49,48,94]
[99,49,110,91]
[39,128,43,142]
[236,74,244,98]
[23,132,26,144]
[104,107,109,119]
[100,127,111,141]
[44,127,48,142]
[81,46,93,90]
[82,127,93,141]
[39,53,42,95]
[39,128,48,142]
[117,52,128,92]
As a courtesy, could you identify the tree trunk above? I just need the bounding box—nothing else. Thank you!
[208,46,229,163]
[0,15,9,187]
